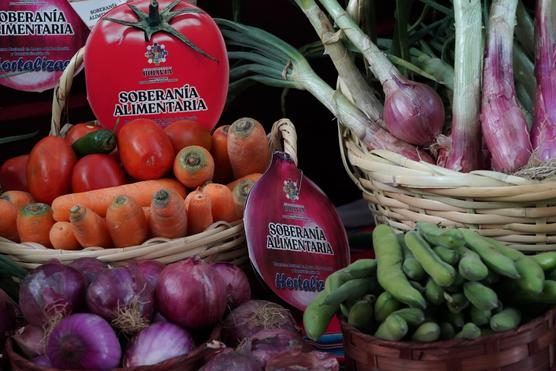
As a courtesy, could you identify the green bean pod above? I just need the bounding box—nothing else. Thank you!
[463,282,499,312]
[375,291,402,322]
[515,257,545,295]
[416,222,465,248]
[374,314,408,341]
[323,277,378,306]
[411,322,441,342]
[454,323,481,340]
[490,308,521,332]
[458,246,489,281]
[433,245,460,265]
[303,290,339,341]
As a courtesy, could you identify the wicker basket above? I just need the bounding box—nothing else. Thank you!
[341,307,556,371]
[0,47,300,269]
[339,127,556,252]
[6,327,224,371]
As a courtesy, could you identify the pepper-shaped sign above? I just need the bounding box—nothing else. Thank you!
[244,151,350,311]
[0,0,89,92]
[84,0,229,132]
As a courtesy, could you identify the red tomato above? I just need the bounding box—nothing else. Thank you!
[118,118,174,180]
[165,120,212,154]
[65,122,102,146]
[84,0,229,132]
[27,136,76,204]
[71,154,126,193]
[0,155,29,192]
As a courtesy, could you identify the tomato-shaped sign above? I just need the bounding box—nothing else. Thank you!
[84,0,229,132]
[0,0,89,92]
[244,152,351,311]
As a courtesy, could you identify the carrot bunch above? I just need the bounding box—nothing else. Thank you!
[0,116,271,249]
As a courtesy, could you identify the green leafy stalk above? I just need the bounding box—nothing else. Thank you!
[391,0,414,75]
[513,42,536,108]
[295,0,383,122]
[516,0,535,58]
[0,130,39,145]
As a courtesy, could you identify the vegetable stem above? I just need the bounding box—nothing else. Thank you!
[480,0,532,172]
[294,0,383,122]
[513,42,536,104]
[439,0,484,172]
[516,0,535,58]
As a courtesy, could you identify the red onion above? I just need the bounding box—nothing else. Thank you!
[12,325,46,359]
[0,288,17,346]
[47,313,121,370]
[33,355,52,367]
[87,267,154,334]
[480,0,532,172]
[19,261,85,327]
[531,0,556,162]
[237,328,305,367]
[221,300,299,347]
[212,263,251,309]
[383,76,445,146]
[124,321,195,367]
[199,350,262,371]
[265,350,339,371]
[130,260,165,290]
[156,257,227,329]
[68,257,108,286]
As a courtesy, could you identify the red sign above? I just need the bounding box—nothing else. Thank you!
[0,0,89,92]
[244,152,350,311]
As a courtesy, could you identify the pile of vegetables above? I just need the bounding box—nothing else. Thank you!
[304,223,556,342]
[218,0,555,175]
[2,257,338,370]
[0,117,270,248]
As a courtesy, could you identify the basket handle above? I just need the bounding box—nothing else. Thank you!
[51,47,85,136]
[268,118,298,166]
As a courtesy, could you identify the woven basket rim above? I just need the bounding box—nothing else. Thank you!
[340,306,556,350]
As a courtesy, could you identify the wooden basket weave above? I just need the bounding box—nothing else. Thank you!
[339,128,556,252]
[0,47,299,269]
[341,307,556,371]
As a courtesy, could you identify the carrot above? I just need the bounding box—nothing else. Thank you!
[174,145,215,189]
[185,190,213,235]
[202,183,238,222]
[69,205,112,248]
[211,125,234,183]
[227,118,270,178]
[149,188,187,239]
[231,179,256,218]
[226,173,263,191]
[142,207,150,225]
[49,221,80,250]
[51,178,186,221]
[1,190,34,210]
[0,199,18,241]
[106,195,149,248]
[16,203,56,247]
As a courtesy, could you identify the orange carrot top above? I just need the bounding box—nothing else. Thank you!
[69,205,112,248]
[173,146,215,189]
[49,221,80,250]
[16,203,56,247]
[149,188,187,239]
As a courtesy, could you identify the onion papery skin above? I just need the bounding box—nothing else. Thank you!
[212,263,251,309]
[19,261,85,327]
[383,76,445,146]
[68,258,108,286]
[156,258,227,329]
[124,321,195,367]
[86,267,154,333]
[47,313,121,370]
[199,350,262,371]
[237,328,305,367]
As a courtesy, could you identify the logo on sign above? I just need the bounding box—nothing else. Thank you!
[283,179,299,201]
[145,43,167,65]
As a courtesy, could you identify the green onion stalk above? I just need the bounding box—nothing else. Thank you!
[480,0,532,173]
[437,0,485,172]
[531,0,556,162]
[216,19,433,163]
[316,0,445,147]
[294,0,383,123]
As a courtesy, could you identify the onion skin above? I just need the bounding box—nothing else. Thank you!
[531,0,556,162]
[86,267,155,330]
[212,263,251,309]
[199,350,262,371]
[33,355,52,367]
[237,328,305,367]
[124,321,195,367]
[12,325,46,359]
[265,350,339,371]
[156,258,227,329]
[19,261,85,327]
[131,260,165,290]
[221,300,299,347]
[68,257,108,286]
[383,77,445,146]
[480,0,532,172]
[47,313,121,370]
[0,288,17,347]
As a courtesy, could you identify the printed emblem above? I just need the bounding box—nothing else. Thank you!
[145,43,168,65]
[283,179,299,201]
